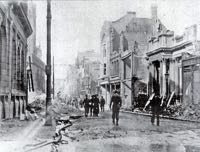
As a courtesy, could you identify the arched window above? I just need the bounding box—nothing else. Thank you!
[12,29,17,89]
[0,25,6,84]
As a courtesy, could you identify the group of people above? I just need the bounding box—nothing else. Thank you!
[82,89,163,127]
[82,90,122,126]
[82,94,105,117]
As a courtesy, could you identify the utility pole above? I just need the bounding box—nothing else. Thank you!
[45,0,52,125]
[53,56,55,99]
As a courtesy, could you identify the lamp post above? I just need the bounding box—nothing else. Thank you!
[45,0,52,125]
[53,56,55,99]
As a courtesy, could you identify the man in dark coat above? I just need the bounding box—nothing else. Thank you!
[89,95,94,116]
[83,94,90,117]
[110,90,122,126]
[150,93,161,126]
[93,95,100,116]
[100,96,105,112]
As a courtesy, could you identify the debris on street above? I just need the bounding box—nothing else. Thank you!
[171,103,200,121]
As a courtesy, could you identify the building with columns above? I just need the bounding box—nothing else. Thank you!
[99,6,161,107]
[0,2,32,119]
[147,24,200,105]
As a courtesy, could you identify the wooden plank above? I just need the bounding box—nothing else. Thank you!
[167,91,175,107]
[144,93,155,109]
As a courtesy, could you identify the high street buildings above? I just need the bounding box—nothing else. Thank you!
[99,6,160,107]
[99,5,200,109]
[76,50,100,99]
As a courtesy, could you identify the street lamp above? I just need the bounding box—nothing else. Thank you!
[45,0,52,126]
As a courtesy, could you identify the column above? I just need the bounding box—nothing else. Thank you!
[162,59,166,95]
[172,60,175,92]
[174,59,178,94]
[148,63,153,95]
[105,84,107,105]
[159,60,163,95]
[169,59,173,94]
[120,80,124,105]
[8,22,13,119]
[179,67,183,102]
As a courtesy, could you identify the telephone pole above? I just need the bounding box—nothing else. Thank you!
[53,56,55,99]
[45,0,52,125]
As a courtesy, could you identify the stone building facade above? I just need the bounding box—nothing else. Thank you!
[0,2,32,119]
[99,6,159,107]
[147,23,200,105]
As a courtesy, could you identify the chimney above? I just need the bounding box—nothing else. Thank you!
[151,4,157,19]
[127,11,136,17]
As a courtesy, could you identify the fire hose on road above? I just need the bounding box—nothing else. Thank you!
[23,115,82,152]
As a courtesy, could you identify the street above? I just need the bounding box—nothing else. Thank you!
[59,111,200,152]
[1,1,200,152]
[1,110,200,152]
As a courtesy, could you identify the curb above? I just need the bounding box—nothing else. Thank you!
[121,110,200,123]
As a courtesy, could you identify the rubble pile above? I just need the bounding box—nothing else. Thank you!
[173,104,200,121]
[163,105,183,117]
[28,92,46,112]
[162,103,200,121]
[122,101,200,121]
[28,92,46,104]
[48,101,84,119]
[121,106,132,112]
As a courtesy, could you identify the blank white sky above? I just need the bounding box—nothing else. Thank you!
[35,0,200,78]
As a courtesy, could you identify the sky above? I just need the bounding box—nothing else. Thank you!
[35,0,200,78]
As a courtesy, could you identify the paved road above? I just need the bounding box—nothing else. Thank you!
[1,110,200,152]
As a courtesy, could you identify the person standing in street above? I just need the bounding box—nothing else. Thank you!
[89,95,94,117]
[93,95,100,116]
[150,93,161,126]
[110,90,122,126]
[83,94,90,117]
[100,96,105,112]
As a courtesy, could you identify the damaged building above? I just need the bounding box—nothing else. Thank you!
[99,6,162,107]
[147,22,200,107]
